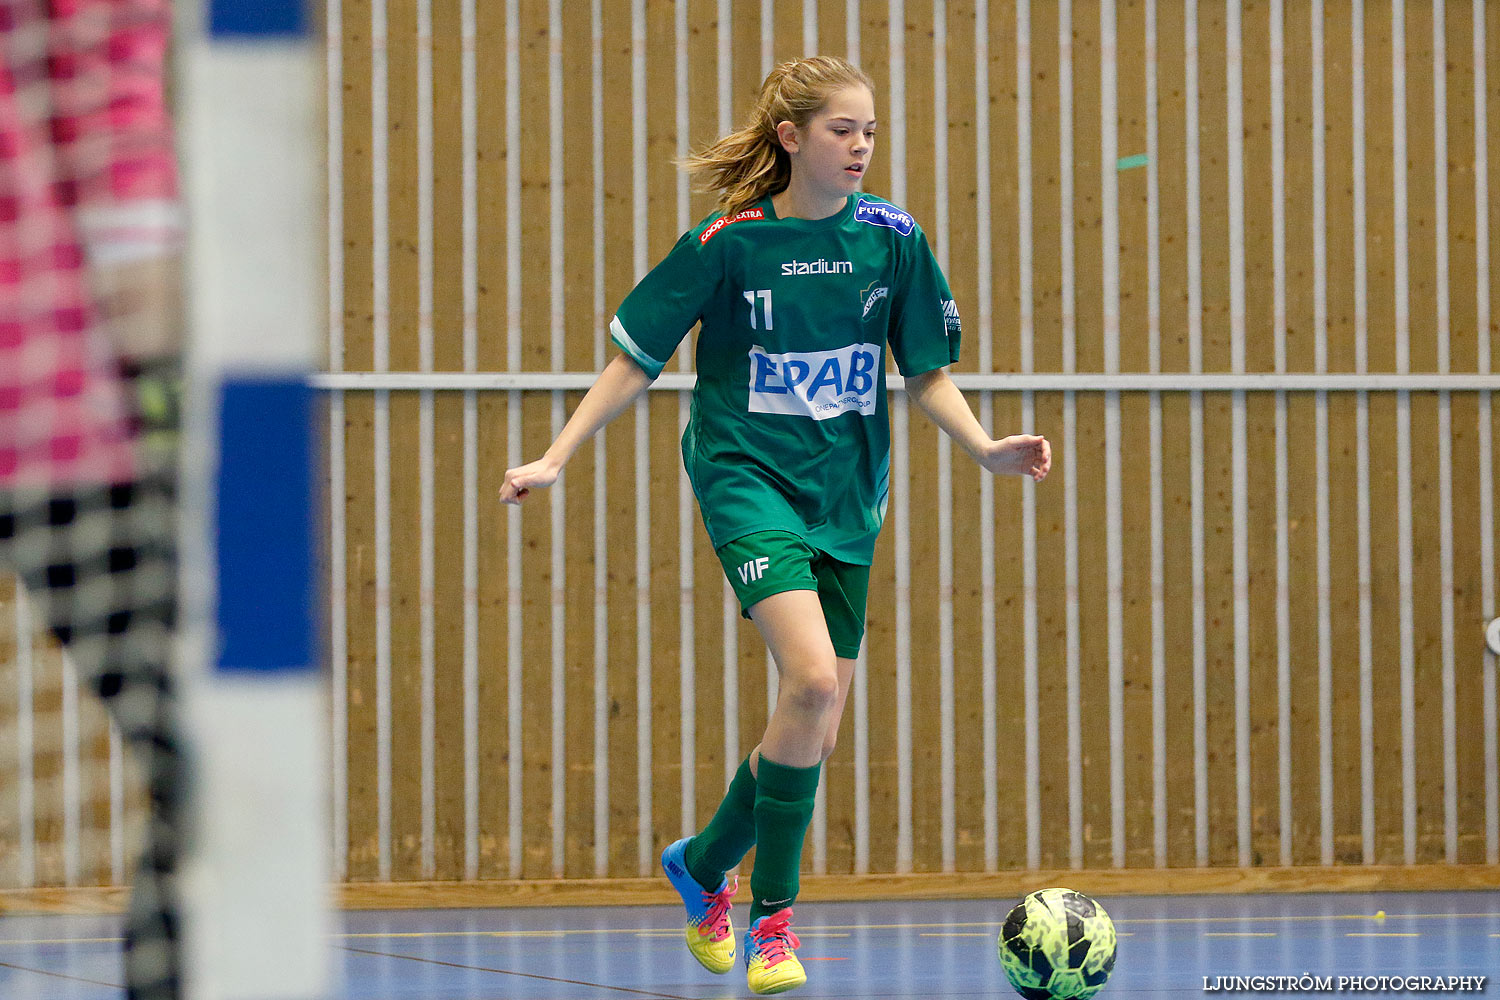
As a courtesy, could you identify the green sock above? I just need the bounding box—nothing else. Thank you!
[749,755,821,924]
[684,756,758,892]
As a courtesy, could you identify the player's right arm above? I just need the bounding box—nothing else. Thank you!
[498,353,653,505]
[502,215,720,505]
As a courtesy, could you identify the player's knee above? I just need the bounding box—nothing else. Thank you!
[784,664,839,715]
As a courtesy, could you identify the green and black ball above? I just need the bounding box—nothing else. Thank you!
[997,888,1117,1000]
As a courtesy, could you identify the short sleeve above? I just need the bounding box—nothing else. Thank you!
[887,228,962,377]
[610,229,721,379]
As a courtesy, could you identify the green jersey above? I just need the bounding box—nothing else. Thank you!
[610,193,960,565]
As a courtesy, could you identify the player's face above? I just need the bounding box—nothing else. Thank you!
[793,86,877,196]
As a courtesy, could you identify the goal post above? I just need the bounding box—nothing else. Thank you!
[175,1,329,997]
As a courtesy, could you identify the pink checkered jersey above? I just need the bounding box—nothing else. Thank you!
[0,0,182,489]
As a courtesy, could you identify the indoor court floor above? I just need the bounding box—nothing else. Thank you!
[2,890,1496,999]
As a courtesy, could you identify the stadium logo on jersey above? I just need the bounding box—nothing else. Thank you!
[941,298,961,334]
[780,258,854,275]
[748,342,881,421]
[699,207,765,244]
[854,199,915,236]
[860,281,889,320]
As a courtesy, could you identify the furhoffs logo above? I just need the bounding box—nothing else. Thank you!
[854,199,915,236]
[699,208,765,243]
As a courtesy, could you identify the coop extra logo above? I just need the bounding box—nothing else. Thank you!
[699,208,765,244]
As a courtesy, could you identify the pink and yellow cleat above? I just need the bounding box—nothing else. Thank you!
[744,908,806,995]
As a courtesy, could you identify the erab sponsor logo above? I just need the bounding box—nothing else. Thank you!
[699,207,765,244]
[748,342,881,421]
[780,258,854,275]
[854,199,915,236]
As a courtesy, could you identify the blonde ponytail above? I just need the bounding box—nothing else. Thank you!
[680,56,874,221]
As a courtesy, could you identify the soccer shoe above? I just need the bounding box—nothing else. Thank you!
[744,908,806,995]
[660,837,737,974]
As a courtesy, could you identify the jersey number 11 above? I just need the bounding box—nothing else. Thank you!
[743,289,773,330]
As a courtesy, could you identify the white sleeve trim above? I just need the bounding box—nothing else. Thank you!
[76,199,186,265]
[609,315,664,379]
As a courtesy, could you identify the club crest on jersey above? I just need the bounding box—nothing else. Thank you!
[699,208,765,244]
[854,199,915,236]
[860,281,890,320]
[748,342,881,421]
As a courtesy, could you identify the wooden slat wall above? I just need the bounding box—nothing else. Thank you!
[0,577,142,890]
[339,0,1500,886]
[0,0,1496,896]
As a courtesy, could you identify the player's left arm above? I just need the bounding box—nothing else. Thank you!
[69,0,184,366]
[904,366,1051,482]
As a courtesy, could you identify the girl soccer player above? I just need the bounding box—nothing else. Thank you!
[500,55,1050,995]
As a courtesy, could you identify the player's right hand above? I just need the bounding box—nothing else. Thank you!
[499,457,561,505]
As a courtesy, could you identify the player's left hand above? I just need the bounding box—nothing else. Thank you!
[93,251,185,364]
[980,434,1051,482]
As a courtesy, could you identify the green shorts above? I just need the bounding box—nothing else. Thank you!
[715,530,870,659]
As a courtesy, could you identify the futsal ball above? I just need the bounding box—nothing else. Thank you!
[997,888,1117,1000]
